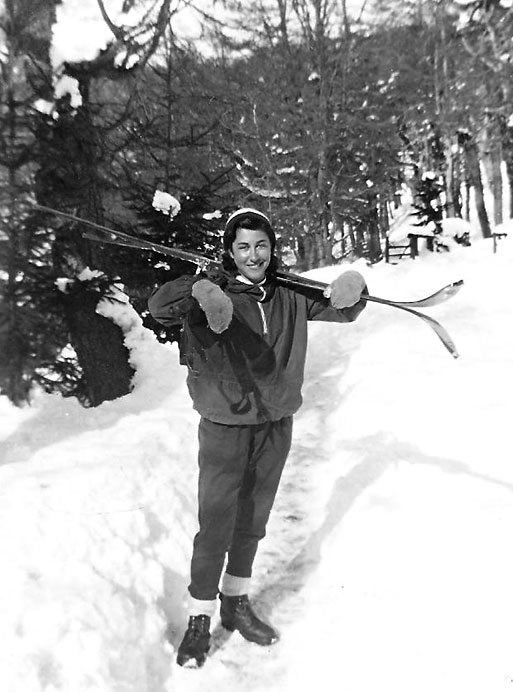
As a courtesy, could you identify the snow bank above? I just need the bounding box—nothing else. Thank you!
[0,295,200,691]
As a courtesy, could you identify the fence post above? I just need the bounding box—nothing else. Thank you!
[408,234,418,258]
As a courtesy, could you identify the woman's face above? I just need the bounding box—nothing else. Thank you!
[230,227,272,283]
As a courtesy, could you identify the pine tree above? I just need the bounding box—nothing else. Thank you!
[28,0,176,406]
[0,0,73,404]
[412,172,444,232]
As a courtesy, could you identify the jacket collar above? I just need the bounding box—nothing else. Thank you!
[226,273,277,302]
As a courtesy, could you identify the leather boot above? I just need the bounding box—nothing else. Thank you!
[176,614,211,667]
[220,594,279,645]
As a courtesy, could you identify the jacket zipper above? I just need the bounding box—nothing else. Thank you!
[236,275,269,335]
[257,301,268,335]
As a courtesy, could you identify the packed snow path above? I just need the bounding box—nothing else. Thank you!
[1,237,513,692]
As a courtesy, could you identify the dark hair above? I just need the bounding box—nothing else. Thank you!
[221,208,278,275]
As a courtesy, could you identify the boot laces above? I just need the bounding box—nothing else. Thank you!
[188,615,209,640]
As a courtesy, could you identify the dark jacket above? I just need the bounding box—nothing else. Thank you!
[148,273,366,425]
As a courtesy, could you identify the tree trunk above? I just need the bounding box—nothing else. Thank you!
[480,122,503,226]
[367,204,383,264]
[463,179,471,221]
[5,65,25,404]
[0,0,61,405]
[460,133,492,238]
[445,146,457,216]
[448,146,463,218]
[62,286,134,407]
[491,145,503,226]
[379,199,390,234]
[346,223,358,257]
[501,129,513,219]
[295,234,315,271]
[505,158,513,220]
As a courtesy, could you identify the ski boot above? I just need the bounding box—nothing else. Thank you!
[176,614,211,667]
[220,594,279,646]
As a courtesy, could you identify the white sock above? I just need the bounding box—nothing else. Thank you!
[221,573,252,597]
[189,597,217,617]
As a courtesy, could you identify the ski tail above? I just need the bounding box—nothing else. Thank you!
[365,297,460,358]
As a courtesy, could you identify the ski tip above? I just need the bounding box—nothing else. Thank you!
[447,342,460,358]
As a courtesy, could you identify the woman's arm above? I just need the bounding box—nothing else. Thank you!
[148,273,233,333]
[148,275,198,327]
[305,270,368,323]
[306,287,368,323]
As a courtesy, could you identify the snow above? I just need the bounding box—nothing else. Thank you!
[203,211,222,221]
[2,231,513,691]
[152,192,181,219]
[50,0,201,104]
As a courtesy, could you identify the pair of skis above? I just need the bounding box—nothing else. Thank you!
[30,201,463,358]
[275,269,462,358]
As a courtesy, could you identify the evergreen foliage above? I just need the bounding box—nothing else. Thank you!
[412,173,444,232]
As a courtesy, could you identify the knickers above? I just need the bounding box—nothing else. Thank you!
[188,416,293,601]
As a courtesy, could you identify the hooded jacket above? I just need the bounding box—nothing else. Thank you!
[148,273,366,425]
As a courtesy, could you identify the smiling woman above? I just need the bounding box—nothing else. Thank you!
[148,206,367,667]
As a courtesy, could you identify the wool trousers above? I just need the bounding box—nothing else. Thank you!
[189,415,293,601]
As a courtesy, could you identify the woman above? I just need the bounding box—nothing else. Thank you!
[148,208,367,667]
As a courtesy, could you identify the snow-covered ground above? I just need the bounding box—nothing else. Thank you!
[1,231,513,692]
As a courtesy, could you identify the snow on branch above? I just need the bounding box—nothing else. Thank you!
[62,0,175,85]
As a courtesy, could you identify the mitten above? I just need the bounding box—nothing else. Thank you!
[191,279,233,333]
[325,270,366,308]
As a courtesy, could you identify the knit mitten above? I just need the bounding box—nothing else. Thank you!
[192,279,233,333]
[326,270,366,308]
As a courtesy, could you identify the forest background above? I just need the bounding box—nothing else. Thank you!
[1,0,511,409]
